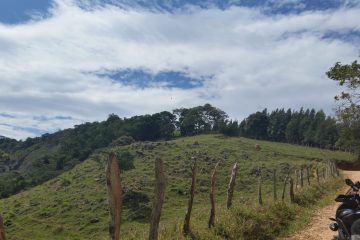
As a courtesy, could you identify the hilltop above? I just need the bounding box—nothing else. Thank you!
[0,134,354,240]
[0,104,344,200]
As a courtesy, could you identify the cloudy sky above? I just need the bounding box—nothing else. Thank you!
[0,0,359,140]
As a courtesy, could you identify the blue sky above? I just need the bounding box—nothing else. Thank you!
[0,0,357,24]
[0,0,52,24]
[0,0,359,139]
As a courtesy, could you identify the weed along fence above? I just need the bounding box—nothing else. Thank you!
[0,214,5,240]
[0,148,341,240]
[103,151,340,240]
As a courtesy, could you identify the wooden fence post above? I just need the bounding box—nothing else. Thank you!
[289,177,295,203]
[322,167,326,180]
[149,158,166,240]
[316,167,320,185]
[328,161,332,177]
[0,214,5,240]
[273,169,277,202]
[327,161,334,177]
[282,174,289,201]
[300,168,304,189]
[334,162,340,176]
[183,158,197,235]
[306,167,311,186]
[106,153,122,240]
[331,161,339,177]
[227,163,238,209]
[208,162,219,228]
[294,170,298,192]
[258,173,263,206]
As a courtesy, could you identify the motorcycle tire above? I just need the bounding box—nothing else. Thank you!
[337,230,345,240]
[351,219,360,240]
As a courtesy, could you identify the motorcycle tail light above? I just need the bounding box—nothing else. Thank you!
[329,223,339,231]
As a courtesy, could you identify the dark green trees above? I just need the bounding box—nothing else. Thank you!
[173,104,227,136]
[220,120,239,137]
[267,109,291,141]
[126,111,175,141]
[239,108,339,148]
[241,110,269,139]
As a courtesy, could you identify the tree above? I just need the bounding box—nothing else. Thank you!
[327,60,360,158]
[267,109,290,142]
[242,109,269,139]
[220,120,239,137]
[173,104,228,136]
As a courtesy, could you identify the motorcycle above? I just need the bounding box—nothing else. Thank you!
[330,179,360,240]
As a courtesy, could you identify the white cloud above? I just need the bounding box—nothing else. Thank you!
[0,0,359,139]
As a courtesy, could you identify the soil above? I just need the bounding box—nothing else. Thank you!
[283,170,360,240]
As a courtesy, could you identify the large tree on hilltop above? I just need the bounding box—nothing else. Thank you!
[173,104,228,136]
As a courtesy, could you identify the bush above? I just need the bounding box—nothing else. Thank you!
[111,136,135,147]
[115,149,135,171]
[123,190,151,221]
[215,203,296,240]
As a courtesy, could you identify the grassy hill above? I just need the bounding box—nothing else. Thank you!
[0,134,354,240]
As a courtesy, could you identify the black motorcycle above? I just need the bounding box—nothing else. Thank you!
[330,179,360,240]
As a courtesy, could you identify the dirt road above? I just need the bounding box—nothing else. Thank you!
[284,170,360,240]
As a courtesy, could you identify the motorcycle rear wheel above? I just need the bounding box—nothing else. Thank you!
[351,219,360,240]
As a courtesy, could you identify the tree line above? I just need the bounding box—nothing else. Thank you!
[236,108,339,149]
[0,103,349,198]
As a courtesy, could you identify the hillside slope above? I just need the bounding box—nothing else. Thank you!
[0,134,354,240]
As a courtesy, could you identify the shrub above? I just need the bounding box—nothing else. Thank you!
[111,136,135,147]
[215,203,296,240]
[123,190,151,221]
[115,149,135,171]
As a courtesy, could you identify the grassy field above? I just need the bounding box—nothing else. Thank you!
[0,134,354,240]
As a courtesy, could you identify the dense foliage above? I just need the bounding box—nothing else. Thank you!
[327,60,360,159]
[0,111,175,198]
[238,108,339,149]
[173,103,227,136]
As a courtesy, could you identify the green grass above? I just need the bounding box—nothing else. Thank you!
[0,134,354,239]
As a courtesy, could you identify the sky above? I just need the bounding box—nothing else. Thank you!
[0,0,360,140]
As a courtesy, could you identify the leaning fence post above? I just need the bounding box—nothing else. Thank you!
[227,163,238,209]
[149,158,166,240]
[289,177,295,203]
[106,153,122,240]
[183,158,197,236]
[273,169,277,202]
[208,162,219,228]
[0,214,5,240]
[282,174,289,201]
[258,173,263,205]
